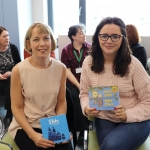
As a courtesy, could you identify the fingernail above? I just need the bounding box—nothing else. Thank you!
[114,107,116,110]
[94,108,97,110]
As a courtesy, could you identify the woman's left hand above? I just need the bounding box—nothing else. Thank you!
[2,71,11,78]
[114,105,127,122]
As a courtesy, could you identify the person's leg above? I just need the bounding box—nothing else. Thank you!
[15,128,73,150]
[95,118,119,145]
[15,129,40,150]
[54,141,73,150]
[67,82,89,132]
[0,80,5,95]
[97,119,150,150]
[67,82,89,148]
[3,77,12,128]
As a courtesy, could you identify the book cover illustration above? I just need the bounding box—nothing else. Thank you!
[40,114,70,143]
[89,86,120,110]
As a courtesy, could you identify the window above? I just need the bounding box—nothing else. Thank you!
[48,0,150,36]
[86,0,150,36]
[52,0,79,37]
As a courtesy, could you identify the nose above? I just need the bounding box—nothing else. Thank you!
[39,39,45,46]
[106,36,113,43]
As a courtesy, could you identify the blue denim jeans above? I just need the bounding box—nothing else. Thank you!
[95,118,150,150]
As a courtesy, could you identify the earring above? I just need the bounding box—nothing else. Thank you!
[29,48,32,52]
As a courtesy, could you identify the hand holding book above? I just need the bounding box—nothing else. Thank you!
[89,86,120,110]
[114,105,127,122]
[40,114,70,144]
[84,106,100,117]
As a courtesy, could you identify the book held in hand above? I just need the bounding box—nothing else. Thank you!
[40,114,70,143]
[89,86,120,110]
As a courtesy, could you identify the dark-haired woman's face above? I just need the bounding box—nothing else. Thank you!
[0,30,9,46]
[72,28,86,44]
[98,24,123,59]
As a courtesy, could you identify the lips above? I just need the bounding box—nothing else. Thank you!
[38,49,46,52]
[105,46,113,49]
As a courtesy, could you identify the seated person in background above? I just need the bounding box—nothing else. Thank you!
[79,17,150,150]
[0,26,21,128]
[8,23,72,150]
[61,24,91,147]
[126,24,147,69]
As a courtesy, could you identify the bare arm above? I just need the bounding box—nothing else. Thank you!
[66,68,80,90]
[56,66,67,115]
[11,65,55,148]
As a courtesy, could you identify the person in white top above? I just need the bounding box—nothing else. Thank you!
[9,23,72,150]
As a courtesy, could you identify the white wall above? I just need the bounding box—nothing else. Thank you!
[140,36,150,59]
[32,0,48,24]
[17,0,33,60]
[0,0,20,57]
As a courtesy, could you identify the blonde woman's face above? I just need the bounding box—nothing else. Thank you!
[28,27,51,58]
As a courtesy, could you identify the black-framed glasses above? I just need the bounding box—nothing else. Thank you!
[98,34,124,42]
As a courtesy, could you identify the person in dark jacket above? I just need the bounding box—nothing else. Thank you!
[0,26,21,128]
[126,24,147,69]
[61,24,91,148]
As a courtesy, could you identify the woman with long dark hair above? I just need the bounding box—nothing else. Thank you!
[80,17,150,150]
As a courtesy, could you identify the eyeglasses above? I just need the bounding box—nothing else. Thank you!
[98,34,124,42]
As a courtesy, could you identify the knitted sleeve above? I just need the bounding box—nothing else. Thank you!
[125,57,150,122]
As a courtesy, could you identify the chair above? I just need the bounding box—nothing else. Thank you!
[0,141,13,150]
[83,117,150,150]
[1,130,20,150]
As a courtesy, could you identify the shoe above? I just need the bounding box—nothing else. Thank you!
[77,137,84,149]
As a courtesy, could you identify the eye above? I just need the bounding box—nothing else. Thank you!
[33,39,39,42]
[111,34,119,39]
[44,37,50,40]
[100,34,108,39]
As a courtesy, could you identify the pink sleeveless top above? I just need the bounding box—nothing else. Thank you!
[8,58,64,138]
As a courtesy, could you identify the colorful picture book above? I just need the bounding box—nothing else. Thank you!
[89,86,120,110]
[40,114,70,143]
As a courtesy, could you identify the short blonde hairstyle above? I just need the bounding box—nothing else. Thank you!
[24,23,56,54]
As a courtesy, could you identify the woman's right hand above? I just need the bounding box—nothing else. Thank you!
[0,74,7,80]
[30,131,55,148]
[84,106,100,117]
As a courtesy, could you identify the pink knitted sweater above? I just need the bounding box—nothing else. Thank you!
[79,55,150,123]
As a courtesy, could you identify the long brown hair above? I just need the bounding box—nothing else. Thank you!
[90,17,131,77]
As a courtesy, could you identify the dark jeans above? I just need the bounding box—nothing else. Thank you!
[66,82,89,132]
[95,118,150,150]
[0,77,11,110]
[15,128,73,150]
